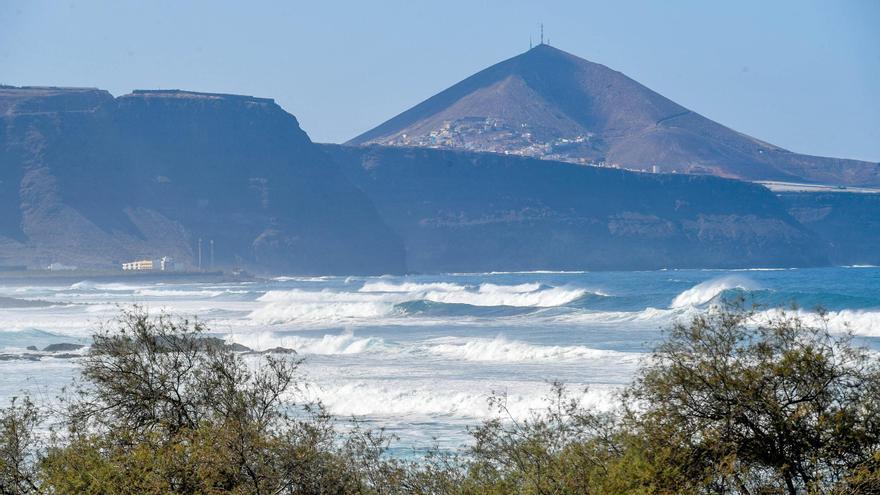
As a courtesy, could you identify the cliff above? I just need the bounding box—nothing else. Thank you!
[323,144,828,273]
[0,87,405,274]
[779,192,880,266]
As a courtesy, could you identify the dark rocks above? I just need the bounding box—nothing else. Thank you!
[0,297,55,309]
[225,342,253,353]
[257,347,297,355]
[0,354,42,362]
[42,343,85,352]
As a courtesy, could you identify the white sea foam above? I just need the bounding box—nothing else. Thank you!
[250,282,591,326]
[363,280,591,307]
[310,381,620,419]
[753,308,880,337]
[249,301,395,325]
[449,270,590,275]
[670,276,756,308]
[272,276,335,282]
[226,331,384,354]
[249,289,398,325]
[359,281,465,293]
[729,267,791,272]
[69,281,138,291]
[550,306,682,325]
[135,289,225,298]
[422,284,587,307]
[424,335,640,363]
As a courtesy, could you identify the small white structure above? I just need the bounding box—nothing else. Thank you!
[159,257,174,271]
[121,257,175,271]
[122,259,154,271]
[47,262,77,271]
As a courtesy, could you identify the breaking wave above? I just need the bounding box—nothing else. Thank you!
[310,381,620,419]
[250,282,595,325]
[69,281,137,291]
[423,335,640,363]
[423,285,587,307]
[359,281,465,293]
[249,290,397,325]
[361,281,590,307]
[135,289,225,298]
[548,306,681,325]
[670,276,756,308]
[753,308,880,337]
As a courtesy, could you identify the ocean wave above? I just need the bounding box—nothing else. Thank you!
[135,289,225,298]
[248,289,398,325]
[225,331,384,354]
[423,335,640,363]
[359,281,465,293]
[670,276,756,308]
[422,285,587,308]
[250,282,593,325]
[753,308,880,337]
[249,301,396,325]
[69,281,138,291]
[728,267,793,272]
[548,306,682,325]
[448,270,590,275]
[361,280,594,307]
[309,381,620,419]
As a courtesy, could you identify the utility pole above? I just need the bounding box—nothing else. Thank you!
[210,240,214,270]
[198,238,202,271]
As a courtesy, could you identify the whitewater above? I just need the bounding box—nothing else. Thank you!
[1,267,878,448]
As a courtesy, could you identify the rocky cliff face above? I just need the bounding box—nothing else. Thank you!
[0,87,405,274]
[348,45,879,187]
[323,144,828,273]
[779,192,880,266]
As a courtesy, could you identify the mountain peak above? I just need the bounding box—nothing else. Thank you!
[523,43,577,59]
[348,45,879,186]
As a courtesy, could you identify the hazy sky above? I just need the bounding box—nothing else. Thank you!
[2,0,878,161]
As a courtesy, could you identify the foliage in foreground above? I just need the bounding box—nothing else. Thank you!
[1,304,878,494]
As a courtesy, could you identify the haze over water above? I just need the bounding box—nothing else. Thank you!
[1,266,878,449]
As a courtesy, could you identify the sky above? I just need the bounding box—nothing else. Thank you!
[1,0,878,161]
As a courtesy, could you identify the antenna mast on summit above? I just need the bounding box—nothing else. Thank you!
[541,23,544,45]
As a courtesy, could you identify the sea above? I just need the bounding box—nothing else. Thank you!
[1,266,878,452]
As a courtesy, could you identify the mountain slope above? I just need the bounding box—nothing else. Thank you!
[0,86,405,274]
[348,45,879,187]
